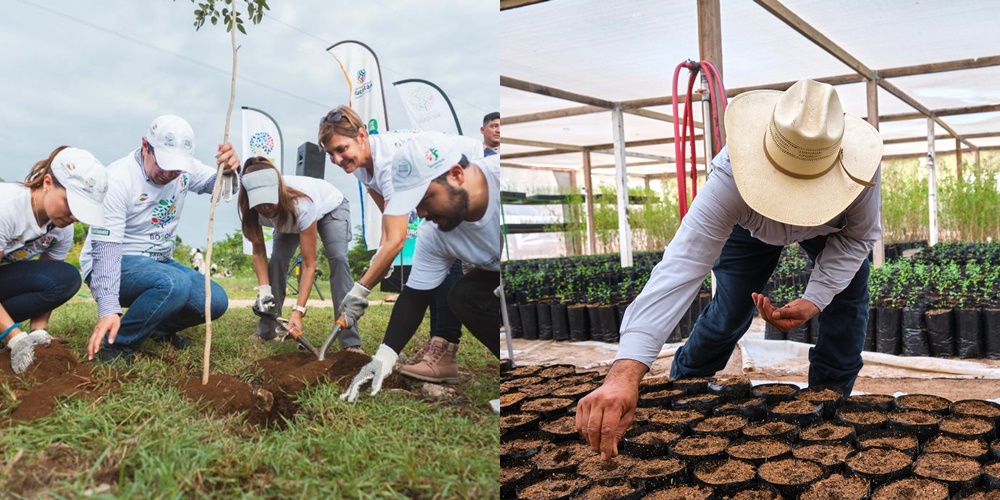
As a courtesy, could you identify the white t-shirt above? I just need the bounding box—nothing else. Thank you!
[354,131,485,202]
[406,155,502,290]
[80,150,216,276]
[257,175,345,233]
[0,183,73,264]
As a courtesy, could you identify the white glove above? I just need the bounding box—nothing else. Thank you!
[253,285,277,316]
[8,332,36,375]
[340,344,398,403]
[370,248,394,280]
[28,329,52,346]
[338,282,371,328]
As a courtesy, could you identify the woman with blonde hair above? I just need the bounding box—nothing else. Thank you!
[2,146,108,373]
[239,156,361,352]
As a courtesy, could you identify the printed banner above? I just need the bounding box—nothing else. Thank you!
[241,106,284,173]
[393,79,462,135]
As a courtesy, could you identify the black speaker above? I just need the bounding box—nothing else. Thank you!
[297,142,325,179]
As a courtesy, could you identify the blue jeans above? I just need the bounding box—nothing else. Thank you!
[0,260,81,322]
[112,256,228,349]
[671,225,870,393]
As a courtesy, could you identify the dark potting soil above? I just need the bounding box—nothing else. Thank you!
[576,454,637,481]
[642,485,713,500]
[722,487,781,500]
[501,436,549,455]
[533,441,593,471]
[953,400,1000,419]
[939,416,993,436]
[501,412,539,431]
[631,428,682,446]
[693,415,747,433]
[846,394,895,407]
[551,382,598,398]
[839,408,888,425]
[986,461,1000,478]
[672,435,729,456]
[715,398,764,413]
[800,422,854,441]
[650,409,703,426]
[890,409,941,425]
[860,434,918,452]
[726,439,791,461]
[521,380,566,398]
[639,375,675,390]
[521,397,574,414]
[753,384,798,395]
[181,374,265,426]
[574,481,636,500]
[539,415,577,435]
[743,420,796,437]
[912,452,981,482]
[644,389,686,400]
[793,443,855,467]
[923,434,987,458]
[537,365,577,379]
[507,365,543,378]
[500,462,533,484]
[958,491,1000,500]
[558,372,600,386]
[501,391,527,408]
[772,399,819,414]
[757,458,824,485]
[846,447,912,475]
[796,387,842,403]
[800,473,870,500]
[713,376,750,386]
[517,474,589,500]
[631,457,685,479]
[871,477,949,500]
[897,394,951,413]
[675,394,721,404]
[693,458,756,485]
[501,376,543,392]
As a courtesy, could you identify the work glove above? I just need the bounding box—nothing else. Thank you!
[8,332,37,375]
[370,248,394,280]
[253,285,277,316]
[340,344,398,403]
[337,282,371,328]
[28,329,53,346]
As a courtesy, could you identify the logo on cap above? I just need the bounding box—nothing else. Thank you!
[397,159,412,178]
[425,148,439,162]
[65,162,76,171]
[164,132,176,147]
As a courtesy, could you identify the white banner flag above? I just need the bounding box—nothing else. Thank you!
[393,79,462,135]
[328,40,389,250]
[241,106,284,173]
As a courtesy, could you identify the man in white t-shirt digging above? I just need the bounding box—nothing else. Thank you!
[80,115,241,363]
[337,135,502,406]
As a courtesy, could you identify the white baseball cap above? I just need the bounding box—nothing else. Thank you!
[384,135,467,216]
[146,115,196,172]
[242,168,280,208]
[50,148,108,226]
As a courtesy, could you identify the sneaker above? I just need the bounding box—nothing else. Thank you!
[399,337,460,384]
[98,346,136,365]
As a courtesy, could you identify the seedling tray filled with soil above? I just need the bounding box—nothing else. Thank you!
[800,473,869,500]
[521,397,575,418]
[673,393,723,414]
[836,405,889,435]
[505,364,543,379]
[573,479,643,500]
[714,398,767,422]
[501,376,543,393]
[576,454,638,483]
[938,415,995,442]
[845,447,913,486]
[912,451,983,495]
[670,435,730,463]
[870,477,949,500]
[642,485,713,499]
[720,483,782,499]
[672,377,711,396]
[757,458,825,497]
[750,383,800,405]
[650,409,705,430]
[845,393,896,412]
[516,473,590,500]
[522,379,569,398]
[550,382,598,402]
[539,414,581,443]
[532,441,594,474]
[692,415,748,440]
[725,438,792,466]
[640,388,688,408]
[501,431,551,465]
[502,412,541,435]
[923,434,989,462]
[708,376,752,401]
[952,399,1000,429]
[858,429,920,458]
[742,419,799,443]
[769,399,823,427]
[896,394,951,416]
[983,460,1000,489]
[794,442,856,473]
[500,462,537,499]
[639,375,675,394]
[799,421,857,446]
[692,458,757,495]
[500,391,528,413]
[623,423,683,459]
[796,385,844,420]
[629,457,687,490]
[536,364,578,379]
[887,409,942,442]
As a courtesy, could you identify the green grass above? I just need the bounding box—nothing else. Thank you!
[0,300,499,498]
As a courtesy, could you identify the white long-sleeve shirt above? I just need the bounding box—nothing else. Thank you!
[616,146,881,367]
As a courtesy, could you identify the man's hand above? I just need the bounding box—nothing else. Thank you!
[752,292,819,332]
[340,344,398,402]
[217,143,240,175]
[87,314,121,360]
[8,332,37,374]
[337,282,371,328]
[253,285,277,316]
[576,359,645,460]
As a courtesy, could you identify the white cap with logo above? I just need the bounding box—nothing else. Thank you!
[146,115,196,172]
[50,147,108,226]
[384,135,467,216]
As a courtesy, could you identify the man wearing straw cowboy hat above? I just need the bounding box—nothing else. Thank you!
[577,79,883,460]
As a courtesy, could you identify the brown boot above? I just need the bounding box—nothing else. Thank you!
[403,337,435,365]
[400,337,460,383]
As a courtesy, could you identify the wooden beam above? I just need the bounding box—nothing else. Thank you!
[883,131,1000,145]
[880,103,1000,123]
[503,136,704,160]
[878,55,1000,79]
[500,149,578,160]
[866,77,884,268]
[956,138,963,179]
[881,145,1000,162]
[878,79,975,149]
[582,149,596,255]
[754,0,873,78]
[500,0,548,11]
[501,76,616,109]
[698,0,725,149]
[505,105,606,125]
[504,137,583,151]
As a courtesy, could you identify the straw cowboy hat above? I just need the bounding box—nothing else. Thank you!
[726,79,883,226]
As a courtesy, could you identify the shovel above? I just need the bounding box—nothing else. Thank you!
[252,304,321,358]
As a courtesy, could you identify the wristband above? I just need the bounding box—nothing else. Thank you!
[0,323,20,342]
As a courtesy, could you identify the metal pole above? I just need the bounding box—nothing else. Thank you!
[928,117,939,246]
[612,103,634,267]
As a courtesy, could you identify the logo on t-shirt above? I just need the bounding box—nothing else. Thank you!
[151,196,177,228]
[139,193,149,202]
